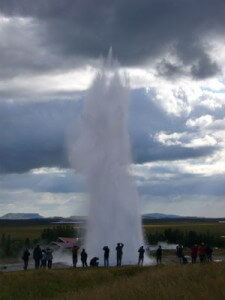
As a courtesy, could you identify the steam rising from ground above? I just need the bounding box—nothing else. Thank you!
[70,55,145,265]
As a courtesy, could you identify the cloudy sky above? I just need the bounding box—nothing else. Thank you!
[0,0,225,217]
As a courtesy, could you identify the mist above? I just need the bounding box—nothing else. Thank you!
[70,55,145,265]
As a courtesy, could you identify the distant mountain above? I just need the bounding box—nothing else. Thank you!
[142,213,184,219]
[0,213,43,220]
[70,216,86,220]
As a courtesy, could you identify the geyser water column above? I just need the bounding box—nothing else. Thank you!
[71,59,144,265]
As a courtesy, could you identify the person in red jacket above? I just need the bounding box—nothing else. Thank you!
[191,244,198,263]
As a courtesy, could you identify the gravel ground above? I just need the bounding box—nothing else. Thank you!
[1,255,224,272]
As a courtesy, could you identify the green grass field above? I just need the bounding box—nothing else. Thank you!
[0,225,54,240]
[143,222,225,237]
[1,222,224,240]
[0,263,224,299]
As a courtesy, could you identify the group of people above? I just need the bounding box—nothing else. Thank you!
[21,241,213,270]
[72,243,149,267]
[72,243,125,268]
[176,243,213,264]
[141,242,213,265]
[22,245,53,270]
[190,243,213,263]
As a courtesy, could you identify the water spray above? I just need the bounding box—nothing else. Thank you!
[70,54,146,265]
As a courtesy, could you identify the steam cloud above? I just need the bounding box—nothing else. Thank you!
[70,55,145,265]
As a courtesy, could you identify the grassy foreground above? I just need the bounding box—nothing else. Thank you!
[0,263,225,300]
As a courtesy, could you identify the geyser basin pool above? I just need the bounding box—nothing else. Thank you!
[71,57,145,265]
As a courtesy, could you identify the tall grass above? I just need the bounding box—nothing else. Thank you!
[0,263,224,300]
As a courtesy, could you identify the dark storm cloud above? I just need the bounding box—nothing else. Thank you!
[0,89,219,174]
[191,56,221,79]
[157,60,185,79]
[1,0,225,79]
[0,170,85,193]
[0,16,89,80]
[0,99,82,174]
[132,140,215,164]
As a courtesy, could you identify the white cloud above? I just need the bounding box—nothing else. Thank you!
[155,130,218,148]
[184,135,217,148]
[31,167,67,175]
[205,36,225,75]
[155,132,184,146]
[186,115,214,128]
[0,67,96,99]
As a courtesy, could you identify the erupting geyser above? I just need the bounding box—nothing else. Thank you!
[71,55,145,265]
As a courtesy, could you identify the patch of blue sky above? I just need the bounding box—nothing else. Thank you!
[201,86,225,93]
[201,78,225,93]
[219,78,225,85]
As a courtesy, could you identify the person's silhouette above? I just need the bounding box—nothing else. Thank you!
[90,257,99,267]
[22,249,30,270]
[72,245,80,267]
[138,246,145,266]
[81,249,88,267]
[33,245,42,269]
[116,243,124,266]
[156,245,162,264]
[103,246,110,267]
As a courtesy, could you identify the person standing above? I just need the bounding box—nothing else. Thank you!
[205,245,213,262]
[72,245,80,267]
[33,245,42,269]
[198,243,206,263]
[41,249,47,268]
[81,249,88,267]
[22,248,30,270]
[46,248,53,269]
[138,246,145,266]
[103,246,110,267]
[176,244,183,264]
[116,243,124,266]
[191,244,198,263]
[156,245,162,264]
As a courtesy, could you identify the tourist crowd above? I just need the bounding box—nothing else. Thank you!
[21,241,213,270]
